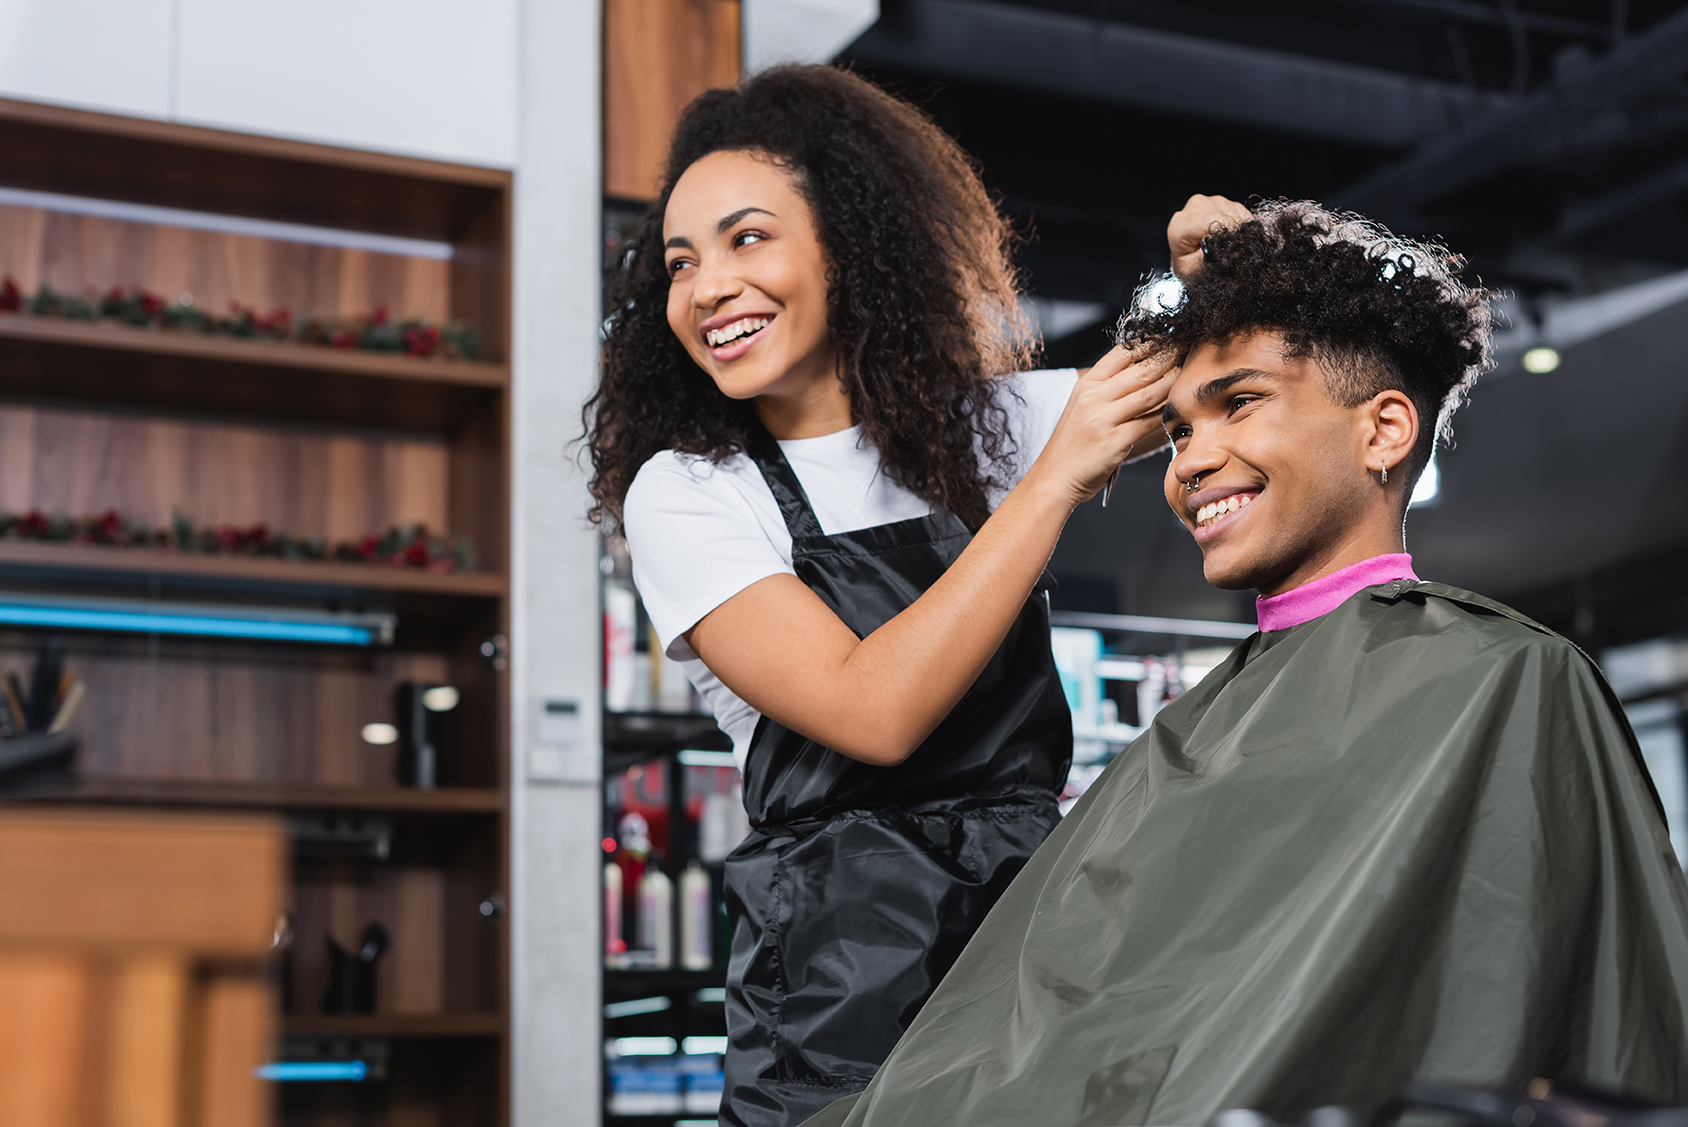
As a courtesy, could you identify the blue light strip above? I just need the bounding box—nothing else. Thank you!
[0,604,373,645]
[255,1060,369,1082]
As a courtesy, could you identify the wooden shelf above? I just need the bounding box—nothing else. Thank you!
[0,316,506,386]
[51,777,502,816]
[0,96,509,242]
[0,315,506,434]
[0,539,506,598]
[283,1013,503,1039]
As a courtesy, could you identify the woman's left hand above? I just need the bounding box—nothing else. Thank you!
[1043,344,1179,508]
[1088,343,1178,464]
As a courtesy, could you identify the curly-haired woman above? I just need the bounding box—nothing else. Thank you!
[589,65,1199,1127]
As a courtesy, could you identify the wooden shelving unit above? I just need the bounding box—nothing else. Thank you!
[0,97,511,1126]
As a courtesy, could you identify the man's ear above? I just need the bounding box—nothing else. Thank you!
[1359,389,1419,482]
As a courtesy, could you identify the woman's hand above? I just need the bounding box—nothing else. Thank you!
[1027,345,1179,509]
[688,355,1174,767]
[1168,194,1252,279]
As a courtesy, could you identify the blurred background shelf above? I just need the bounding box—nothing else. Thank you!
[604,969,724,995]
[49,777,502,817]
[0,540,507,598]
[0,314,507,434]
[283,1013,503,1038]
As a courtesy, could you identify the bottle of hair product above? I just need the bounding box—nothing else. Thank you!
[680,861,712,971]
[604,861,624,967]
[639,867,674,970]
[604,582,638,712]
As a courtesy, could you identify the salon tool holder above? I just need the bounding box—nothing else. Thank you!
[322,922,389,1014]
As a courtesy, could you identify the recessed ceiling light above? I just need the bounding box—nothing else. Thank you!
[1522,346,1561,373]
[361,723,399,745]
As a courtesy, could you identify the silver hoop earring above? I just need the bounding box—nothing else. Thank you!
[1381,466,1388,486]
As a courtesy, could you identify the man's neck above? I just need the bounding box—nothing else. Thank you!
[1255,552,1418,632]
[1255,522,1406,599]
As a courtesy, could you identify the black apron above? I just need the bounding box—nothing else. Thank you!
[720,429,1073,1127]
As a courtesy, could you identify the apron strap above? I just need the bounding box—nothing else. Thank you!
[745,424,827,541]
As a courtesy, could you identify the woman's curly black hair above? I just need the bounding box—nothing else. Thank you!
[1117,200,1494,488]
[586,65,1034,530]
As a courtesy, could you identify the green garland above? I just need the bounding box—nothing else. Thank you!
[0,508,475,572]
[0,278,479,360]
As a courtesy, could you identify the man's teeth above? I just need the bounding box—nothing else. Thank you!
[706,317,770,347]
[1196,494,1253,527]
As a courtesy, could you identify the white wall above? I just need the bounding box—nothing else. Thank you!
[0,0,518,167]
[0,0,173,118]
[510,0,606,1121]
[0,1,603,1121]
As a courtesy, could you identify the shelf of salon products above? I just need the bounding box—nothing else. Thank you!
[604,747,745,972]
[1050,612,1255,810]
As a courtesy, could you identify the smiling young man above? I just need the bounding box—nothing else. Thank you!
[801,202,1688,1127]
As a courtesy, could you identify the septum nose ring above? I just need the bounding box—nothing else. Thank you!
[1185,473,1202,492]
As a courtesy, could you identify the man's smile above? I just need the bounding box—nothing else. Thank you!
[1186,485,1261,540]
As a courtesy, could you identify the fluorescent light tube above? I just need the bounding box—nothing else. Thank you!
[0,594,394,646]
[611,1037,678,1057]
[605,996,673,1018]
[255,1060,368,1082]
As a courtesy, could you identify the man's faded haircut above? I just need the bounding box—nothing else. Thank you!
[1117,200,1494,489]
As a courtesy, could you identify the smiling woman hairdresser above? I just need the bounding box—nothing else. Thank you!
[587,65,1178,1127]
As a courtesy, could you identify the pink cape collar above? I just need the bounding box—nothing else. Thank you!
[1255,553,1418,633]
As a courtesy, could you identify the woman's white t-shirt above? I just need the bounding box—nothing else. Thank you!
[622,368,1080,768]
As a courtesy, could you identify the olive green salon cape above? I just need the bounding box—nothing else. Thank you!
[804,581,1688,1127]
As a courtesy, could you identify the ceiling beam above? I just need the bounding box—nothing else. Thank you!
[1557,159,1688,241]
[1335,6,1688,217]
[847,0,1514,147]
[1340,0,1614,42]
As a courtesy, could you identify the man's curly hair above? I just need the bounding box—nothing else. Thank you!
[1117,200,1494,492]
[587,65,1033,530]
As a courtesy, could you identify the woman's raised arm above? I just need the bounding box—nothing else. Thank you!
[686,347,1177,765]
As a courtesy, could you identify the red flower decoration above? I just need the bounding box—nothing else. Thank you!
[403,325,442,357]
[16,510,50,538]
[91,508,125,543]
[0,277,21,313]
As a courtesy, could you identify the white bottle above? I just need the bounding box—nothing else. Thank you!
[604,861,623,967]
[680,861,712,971]
[604,583,638,712]
[639,868,674,970]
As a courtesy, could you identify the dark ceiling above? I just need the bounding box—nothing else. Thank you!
[840,0,1688,643]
